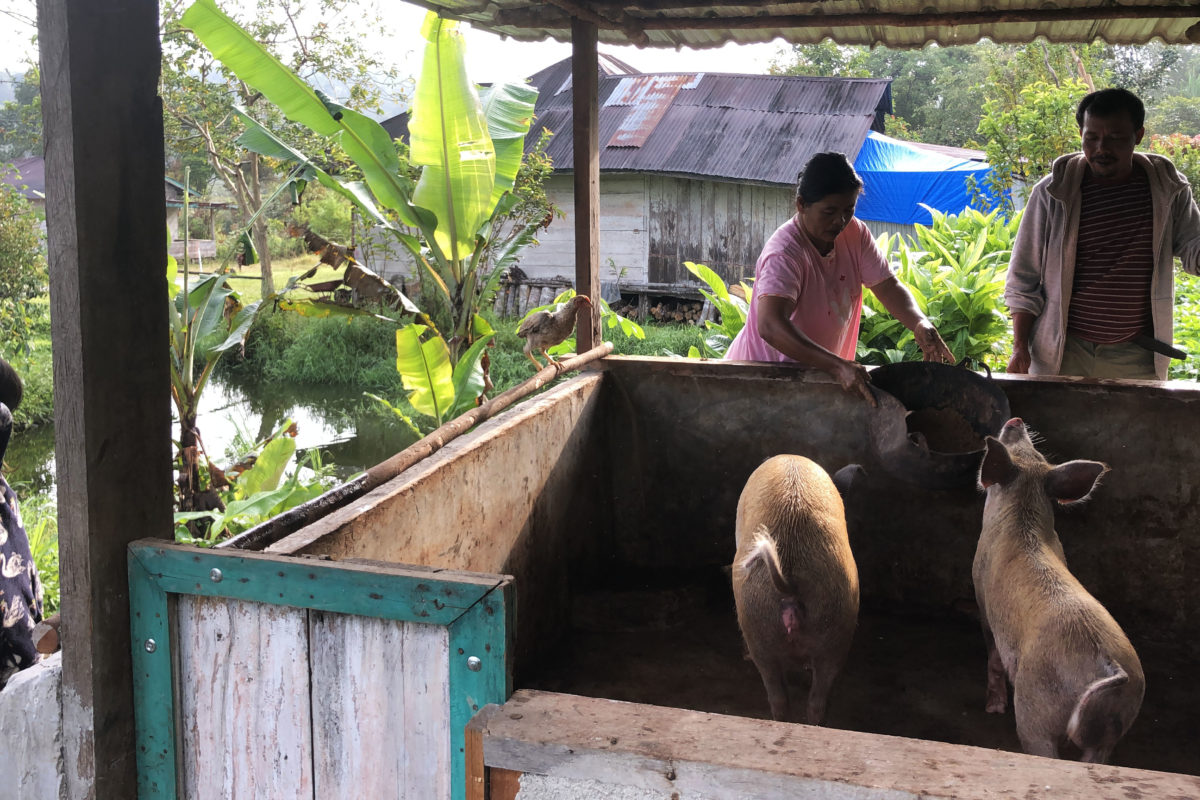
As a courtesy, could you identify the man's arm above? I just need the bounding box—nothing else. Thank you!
[1004,186,1053,373]
[1008,311,1035,373]
[869,276,955,364]
[1173,184,1200,275]
[756,295,876,406]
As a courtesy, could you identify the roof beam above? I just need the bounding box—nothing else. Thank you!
[545,0,651,44]
[495,3,1200,33]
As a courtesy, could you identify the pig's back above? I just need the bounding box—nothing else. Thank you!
[734,455,858,608]
[979,541,1142,691]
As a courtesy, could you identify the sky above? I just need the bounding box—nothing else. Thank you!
[0,0,787,97]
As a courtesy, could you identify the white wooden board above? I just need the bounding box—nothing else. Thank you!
[310,612,451,800]
[177,595,314,800]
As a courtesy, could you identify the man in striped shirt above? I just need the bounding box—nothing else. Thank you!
[1004,88,1200,380]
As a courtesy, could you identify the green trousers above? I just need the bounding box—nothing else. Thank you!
[1058,334,1156,380]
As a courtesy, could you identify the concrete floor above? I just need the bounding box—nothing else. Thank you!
[523,567,1197,777]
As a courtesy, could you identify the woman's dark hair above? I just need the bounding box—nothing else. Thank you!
[795,152,863,203]
[1076,88,1145,130]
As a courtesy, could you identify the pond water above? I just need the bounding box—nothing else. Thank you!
[4,378,422,498]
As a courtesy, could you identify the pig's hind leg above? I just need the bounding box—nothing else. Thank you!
[982,627,1008,713]
[805,657,840,726]
[754,656,800,723]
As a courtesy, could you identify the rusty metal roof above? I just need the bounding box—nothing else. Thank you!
[526,57,891,184]
[409,0,1200,51]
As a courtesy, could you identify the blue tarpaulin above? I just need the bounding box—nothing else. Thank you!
[853,132,1003,225]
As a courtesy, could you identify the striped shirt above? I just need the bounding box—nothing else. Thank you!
[1066,167,1154,343]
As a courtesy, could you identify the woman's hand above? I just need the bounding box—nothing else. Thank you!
[914,320,955,364]
[831,359,876,407]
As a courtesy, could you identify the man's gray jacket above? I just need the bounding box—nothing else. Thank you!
[1004,151,1200,379]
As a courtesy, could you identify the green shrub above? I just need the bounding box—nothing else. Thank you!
[222,306,406,392]
[0,181,48,367]
[1146,133,1200,191]
[1172,269,1200,382]
[860,207,1019,369]
[18,488,59,616]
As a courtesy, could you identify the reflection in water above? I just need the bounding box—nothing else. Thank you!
[4,378,422,495]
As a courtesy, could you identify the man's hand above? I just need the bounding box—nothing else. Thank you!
[832,360,876,407]
[1007,343,1031,374]
[914,320,955,364]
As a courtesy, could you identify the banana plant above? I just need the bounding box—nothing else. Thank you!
[168,254,262,513]
[182,0,540,393]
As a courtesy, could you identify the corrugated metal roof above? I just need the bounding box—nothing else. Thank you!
[412,0,1200,50]
[526,61,891,185]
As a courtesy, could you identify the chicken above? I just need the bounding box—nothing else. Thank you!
[516,294,593,369]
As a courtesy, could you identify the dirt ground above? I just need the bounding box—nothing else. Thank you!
[522,567,1198,777]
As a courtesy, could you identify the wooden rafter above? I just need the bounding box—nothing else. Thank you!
[543,0,651,44]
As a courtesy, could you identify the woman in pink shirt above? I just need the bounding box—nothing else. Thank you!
[726,152,954,404]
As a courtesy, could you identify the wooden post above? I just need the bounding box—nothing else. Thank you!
[38,1,174,797]
[572,18,602,351]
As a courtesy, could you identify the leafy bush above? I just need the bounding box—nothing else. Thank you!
[681,260,752,358]
[1146,133,1200,191]
[19,488,59,616]
[859,207,1020,369]
[1172,270,1200,382]
[0,181,48,366]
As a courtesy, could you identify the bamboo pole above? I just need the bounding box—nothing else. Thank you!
[222,341,615,551]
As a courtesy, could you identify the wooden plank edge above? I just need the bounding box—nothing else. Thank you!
[127,550,179,799]
[473,690,1200,800]
[263,371,608,556]
[128,540,510,626]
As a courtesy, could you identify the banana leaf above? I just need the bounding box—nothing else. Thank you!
[410,13,494,268]
[181,0,340,137]
[233,106,395,230]
[449,333,495,418]
[395,324,454,423]
[235,434,296,497]
[479,83,539,210]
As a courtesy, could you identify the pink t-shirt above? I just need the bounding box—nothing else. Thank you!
[725,216,893,362]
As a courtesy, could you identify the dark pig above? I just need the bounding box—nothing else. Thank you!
[974,418,1143,762]
[732,455,859,725]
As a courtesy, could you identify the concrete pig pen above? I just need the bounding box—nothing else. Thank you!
[263,356,1200,795]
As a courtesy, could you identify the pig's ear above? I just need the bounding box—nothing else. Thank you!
[1045,460,1109,505]
[979,436,1017,489]
[832,463,867,498]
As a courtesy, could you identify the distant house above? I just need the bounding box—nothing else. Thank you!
[0,155,46,205]
[1,157,231,260]
[372,55,1000,298]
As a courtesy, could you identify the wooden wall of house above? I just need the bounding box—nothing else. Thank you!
[646,175,795,287]
[358,173,922,295]
[516,173,650,285]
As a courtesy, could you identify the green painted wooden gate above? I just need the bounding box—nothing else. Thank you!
[128,539,512,800]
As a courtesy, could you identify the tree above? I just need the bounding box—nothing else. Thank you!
[1147,96,1200,136]
[160,0,403,296]
[0,67,42,160]
[0,181,48,367]
[975,79,1087,208]
[1105,43,1181,101]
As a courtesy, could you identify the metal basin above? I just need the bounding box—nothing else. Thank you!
[867,361,1011,491]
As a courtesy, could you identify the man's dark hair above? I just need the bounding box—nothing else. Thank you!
[1076,88,1145,130]
[795,152,863,203]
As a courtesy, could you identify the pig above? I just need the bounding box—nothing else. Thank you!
[973,417,1144,763]
[732,455,859,725]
